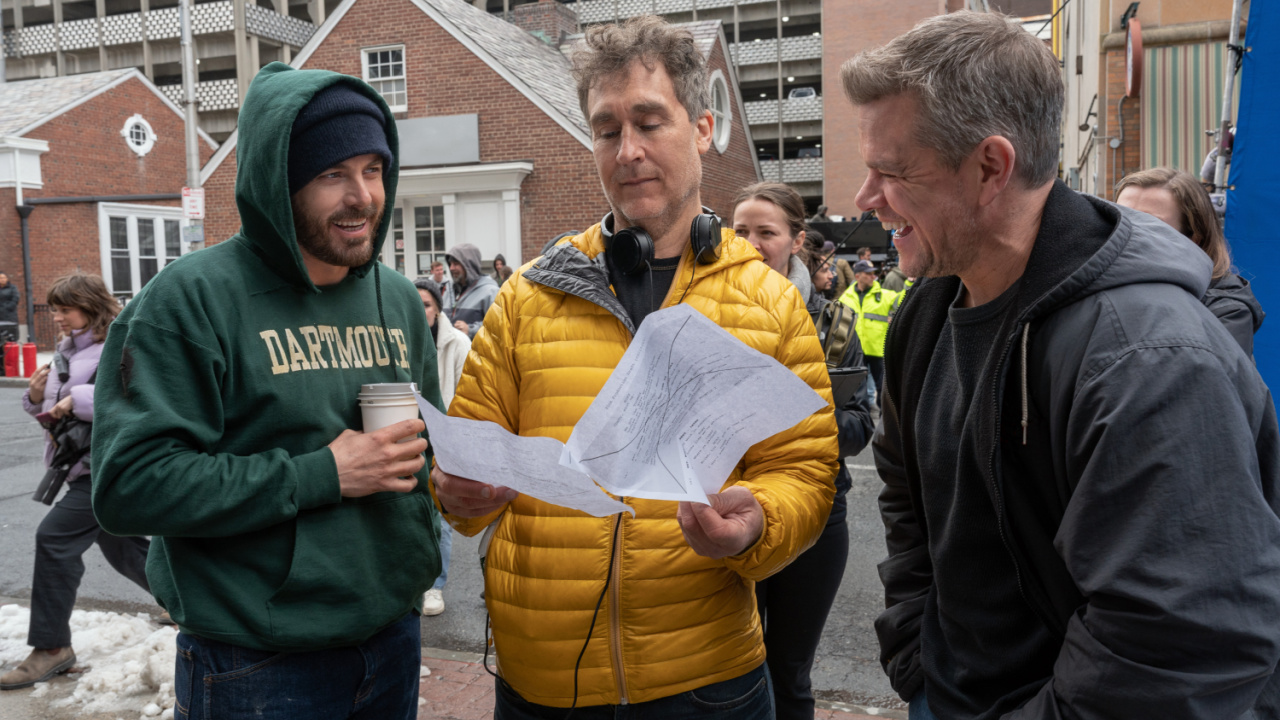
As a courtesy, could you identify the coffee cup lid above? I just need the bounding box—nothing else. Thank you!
[359,382,419,396]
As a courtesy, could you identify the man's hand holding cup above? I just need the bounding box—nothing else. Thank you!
[331,419,427,497]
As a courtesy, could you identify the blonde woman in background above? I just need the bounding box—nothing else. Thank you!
[414,277,471,615]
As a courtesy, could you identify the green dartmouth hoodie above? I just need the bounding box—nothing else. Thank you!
[91,63,444,652]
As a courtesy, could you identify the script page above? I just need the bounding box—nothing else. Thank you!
[562,304,828,503]
[416,394,633,518]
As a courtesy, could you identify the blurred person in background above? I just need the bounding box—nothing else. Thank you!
[0,272,18,346]
[1116,167,1264,357]
[2,274,151,691]
[733,181,876,720]
[492,254,514,285]
[413,277,471,616]
[444,244,499,339]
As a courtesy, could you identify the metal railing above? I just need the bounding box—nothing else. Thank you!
[758,157,823,183]
[744,95,823,126]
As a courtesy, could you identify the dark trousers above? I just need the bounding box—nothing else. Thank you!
[28,476,151,648]
[494,663,773,720]
[755,496,850,720]
[174,612,422,720]
[866,356,885,409]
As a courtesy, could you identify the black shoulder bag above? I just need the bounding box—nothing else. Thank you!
[32,364,96,505]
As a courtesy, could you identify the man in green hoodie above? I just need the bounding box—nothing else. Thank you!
[91,63,443,719]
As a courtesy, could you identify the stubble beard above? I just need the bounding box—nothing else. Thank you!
[607,170,701,242]
[293,199,383,268]
[905,198,981,279]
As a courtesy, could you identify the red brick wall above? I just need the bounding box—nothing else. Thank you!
[293,0,608,262]
[203,0,759,262]
[510,0,578,46]
[1102,47,1142,199]
[701,31,764,221]
[203,147,240,245]
[822,0,943,218]
[0,75,214,344]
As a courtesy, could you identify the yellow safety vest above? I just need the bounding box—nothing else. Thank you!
[837,280,899,358]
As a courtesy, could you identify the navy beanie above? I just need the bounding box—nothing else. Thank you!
[288,84,393,195]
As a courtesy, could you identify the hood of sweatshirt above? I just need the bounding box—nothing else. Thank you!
[1207,271,1266,334]
[444,244,485,289]
[233,62,400,294]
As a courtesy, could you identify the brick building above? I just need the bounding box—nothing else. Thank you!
[1058,0,1244,199]
[0,68,217,344]
[199,0,760,275]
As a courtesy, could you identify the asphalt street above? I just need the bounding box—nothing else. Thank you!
[0,385,902,711]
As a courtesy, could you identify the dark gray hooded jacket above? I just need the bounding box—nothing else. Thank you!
[444,243,499,339]
[1205,271,1265,357]
[874,181,1280,719]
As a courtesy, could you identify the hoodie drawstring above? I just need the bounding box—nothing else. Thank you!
[373,263,404,383]
[1020,321,1031,446]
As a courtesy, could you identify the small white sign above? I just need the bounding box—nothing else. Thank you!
[182,187,205,220]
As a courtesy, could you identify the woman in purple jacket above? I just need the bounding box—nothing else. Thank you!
[0,274,152,691]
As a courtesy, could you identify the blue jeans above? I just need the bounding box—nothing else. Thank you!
[909,690,940,720]
[494,663,774,720]
[432,512,451,590]
[173,612,421,720]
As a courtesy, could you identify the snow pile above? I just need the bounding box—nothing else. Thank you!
[0,603,177,720]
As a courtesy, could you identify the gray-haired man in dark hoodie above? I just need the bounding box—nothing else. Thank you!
[845,11,1280,720]
[444,244,499,339]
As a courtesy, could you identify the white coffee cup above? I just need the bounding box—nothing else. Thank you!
[358,382,420,442]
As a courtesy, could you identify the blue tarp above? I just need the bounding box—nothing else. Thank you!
[1227,1,1278,388]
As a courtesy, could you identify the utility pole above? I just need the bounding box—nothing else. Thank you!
[180,0,205,249]
[775,0,783,182]
[1213,0,1245,193]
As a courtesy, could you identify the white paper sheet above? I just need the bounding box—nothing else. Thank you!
[415,394,633,518]
[563,304,828,503]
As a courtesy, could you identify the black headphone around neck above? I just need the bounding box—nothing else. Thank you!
[603,207,723,276]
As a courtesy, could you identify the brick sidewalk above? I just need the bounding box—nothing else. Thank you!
[417,650,901,720]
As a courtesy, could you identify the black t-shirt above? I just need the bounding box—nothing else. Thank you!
[606,254,681,330]
[915,281,1059,719]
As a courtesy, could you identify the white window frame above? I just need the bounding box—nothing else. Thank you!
[97,203,190,300]
[361,44,408,113]
[382,197,448,278]
[708,70,732,154]
[120,114,157,158]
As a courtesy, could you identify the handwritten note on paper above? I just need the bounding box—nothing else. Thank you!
[415,394,633,518]
[563,304,828,504]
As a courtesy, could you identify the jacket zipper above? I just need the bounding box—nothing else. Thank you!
[609,512,629,704]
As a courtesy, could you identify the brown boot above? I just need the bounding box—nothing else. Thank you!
[0,648,76,690]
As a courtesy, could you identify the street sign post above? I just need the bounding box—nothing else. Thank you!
[182,187,205,220]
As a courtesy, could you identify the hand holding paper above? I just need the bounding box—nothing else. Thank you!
[430,463,517,518]
[415,393,633,518]
[417,305,827,520]
[677,486,764,559]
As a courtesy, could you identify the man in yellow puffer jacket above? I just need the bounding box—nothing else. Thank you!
[429,15,839,718]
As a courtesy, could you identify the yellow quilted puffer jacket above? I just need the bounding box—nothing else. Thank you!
[439,225,839,707]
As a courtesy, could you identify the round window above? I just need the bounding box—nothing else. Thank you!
[120,114,157,157]
[708,70,732,154]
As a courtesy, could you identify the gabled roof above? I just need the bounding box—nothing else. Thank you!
[419,0,587,137]
[0,68,217,148]
[203,0,594,183]
[201,0,759,182]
